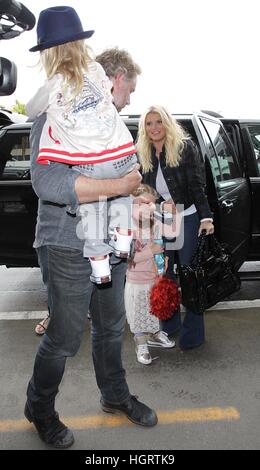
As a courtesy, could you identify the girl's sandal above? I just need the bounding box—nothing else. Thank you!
[35,314,50,336]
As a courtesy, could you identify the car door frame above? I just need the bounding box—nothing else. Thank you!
[235,119,260,260]
[0,124,38,267]
[191,113,251,269]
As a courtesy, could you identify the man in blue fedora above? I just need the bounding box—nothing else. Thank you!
[25,6,157,449]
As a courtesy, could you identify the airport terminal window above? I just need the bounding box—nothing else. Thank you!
[247,125,260,175]
[0,132,31,180]
[201,119,241,184]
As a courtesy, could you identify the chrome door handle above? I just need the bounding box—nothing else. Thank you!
[221,200,234,213]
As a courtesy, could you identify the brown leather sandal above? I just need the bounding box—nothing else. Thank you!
[35,314,50,336]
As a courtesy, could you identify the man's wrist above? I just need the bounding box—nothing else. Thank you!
[113,178,124,197]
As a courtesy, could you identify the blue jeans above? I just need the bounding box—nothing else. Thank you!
[27,245,130,418]
[162,212,205,349]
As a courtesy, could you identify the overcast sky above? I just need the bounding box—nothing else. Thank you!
[1,0,259,118]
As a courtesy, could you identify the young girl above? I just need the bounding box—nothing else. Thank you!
[125,184,175,365]
[26,6,137,284]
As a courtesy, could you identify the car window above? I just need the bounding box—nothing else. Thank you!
[126,124,138,143]
[246,125,260,175]
[200,119,241,187]
[0,131,31,180]
[193,119,221,190]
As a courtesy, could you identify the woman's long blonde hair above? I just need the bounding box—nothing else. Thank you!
[41,40,93,99]
[137,105,188,173]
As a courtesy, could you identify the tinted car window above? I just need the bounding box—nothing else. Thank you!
[0,131,30,180]
[246,125,260,175]
[201,119,241,185]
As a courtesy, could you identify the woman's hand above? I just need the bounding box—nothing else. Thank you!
[198,220,214,236]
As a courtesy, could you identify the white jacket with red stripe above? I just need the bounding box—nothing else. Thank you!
[26,61,136,165]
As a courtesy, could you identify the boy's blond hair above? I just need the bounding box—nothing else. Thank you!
[41,40,93,99]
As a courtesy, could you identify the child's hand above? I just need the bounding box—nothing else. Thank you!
[162,199,176,214]
[164,256,169,273]
[151,243,164,255]
[133,196,152,205]
[133,198,156,221]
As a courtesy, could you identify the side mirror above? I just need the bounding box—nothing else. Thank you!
[0,57,17,96]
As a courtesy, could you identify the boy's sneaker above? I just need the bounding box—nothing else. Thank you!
[89,255,111,284]
[147,331,175,349]
[111,228,133,258]
[134,336,152,365]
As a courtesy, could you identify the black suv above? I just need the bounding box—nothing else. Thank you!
[0,2,259,270]
[0,112,256,268]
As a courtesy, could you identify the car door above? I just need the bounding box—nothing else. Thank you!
[236,121,260,260]
[0,124,38,267]
[192,114,251,269]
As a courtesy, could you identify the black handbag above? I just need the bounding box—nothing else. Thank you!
[178,233,241,314]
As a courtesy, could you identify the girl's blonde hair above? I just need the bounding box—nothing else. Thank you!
[136,105,188,173]
[132,183,158,199]
[41,40,93,99]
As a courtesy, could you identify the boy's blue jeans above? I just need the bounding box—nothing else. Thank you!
[162,212,205,349]
[27,245,130,418]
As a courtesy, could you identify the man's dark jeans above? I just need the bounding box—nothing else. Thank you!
[27,245,130,418]
[36,246,52,316]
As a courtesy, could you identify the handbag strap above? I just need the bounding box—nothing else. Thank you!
[191,232,229,268]
[207,234,224,256]
[190,232,208,267]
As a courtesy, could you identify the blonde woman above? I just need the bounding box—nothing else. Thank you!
[137,105,214,350]
[26,8,138,285]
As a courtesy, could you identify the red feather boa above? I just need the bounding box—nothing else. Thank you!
[149,276,180,320]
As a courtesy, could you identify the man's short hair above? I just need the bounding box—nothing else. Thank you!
[96,47,141,80]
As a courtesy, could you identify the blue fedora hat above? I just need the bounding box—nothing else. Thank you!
[29,6,94,52]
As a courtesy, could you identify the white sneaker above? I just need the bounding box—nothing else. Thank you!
[111,228,133,258]
[134,336,152,365]
[136,343,152,365]
[147,331,175,349]
[89,255,111,284]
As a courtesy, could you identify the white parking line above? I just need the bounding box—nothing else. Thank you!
[207,299,260,310]
[0,299,260,321]
[0,311,48,320]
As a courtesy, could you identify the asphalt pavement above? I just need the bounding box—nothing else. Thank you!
[0,265,260,450]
